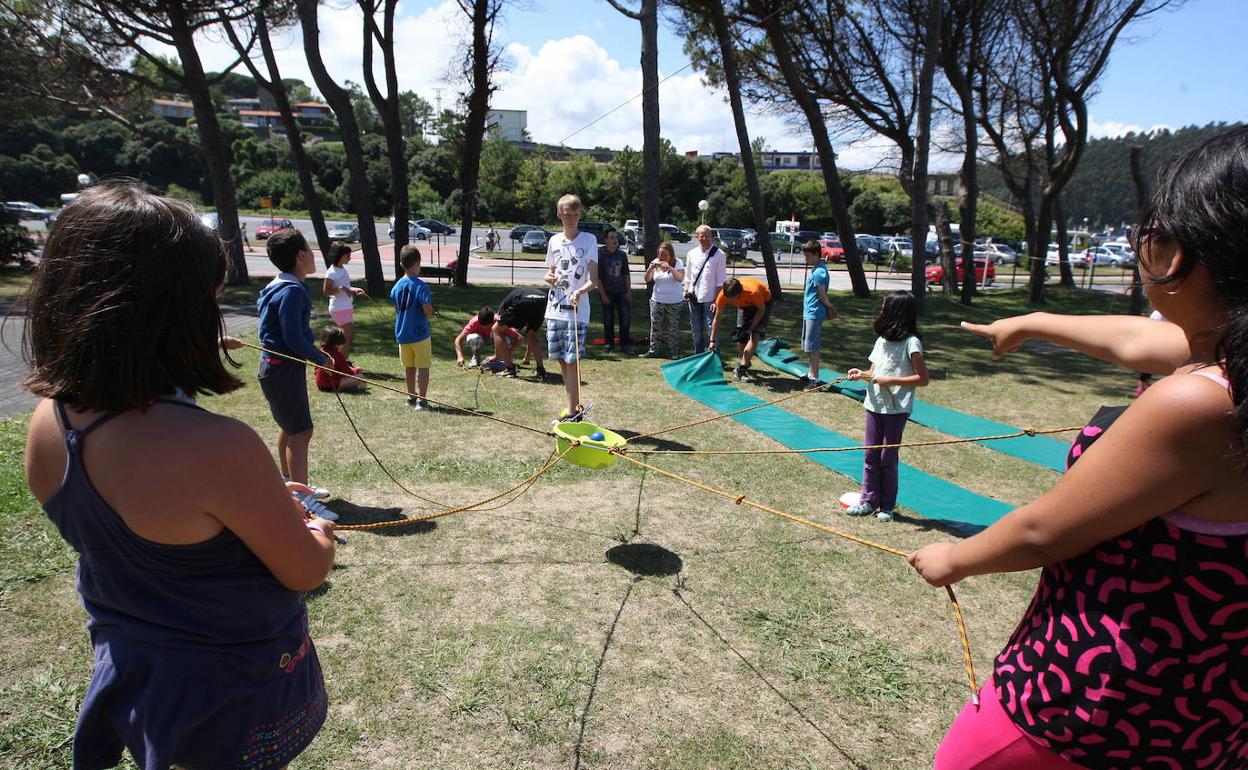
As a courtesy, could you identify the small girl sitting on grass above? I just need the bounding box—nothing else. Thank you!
[844,290,929,521]
[314,325,365,392]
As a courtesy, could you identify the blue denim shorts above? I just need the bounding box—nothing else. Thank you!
[801,318,824,353]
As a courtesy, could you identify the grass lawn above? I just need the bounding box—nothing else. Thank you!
[0,277,1138,769]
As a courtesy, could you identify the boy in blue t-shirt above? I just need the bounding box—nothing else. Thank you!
[390,245,434,410]
[800,239,838,386]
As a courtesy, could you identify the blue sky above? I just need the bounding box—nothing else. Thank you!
[191,0,1245,167]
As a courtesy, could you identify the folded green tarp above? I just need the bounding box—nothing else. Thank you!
[757,338,1069,473]
[659,352,1012,531]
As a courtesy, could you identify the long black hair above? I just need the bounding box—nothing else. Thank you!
[1140,125,1248,451]
[873,290,920,342]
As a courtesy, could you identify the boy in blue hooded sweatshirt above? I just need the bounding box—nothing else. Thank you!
[257,229,336,519]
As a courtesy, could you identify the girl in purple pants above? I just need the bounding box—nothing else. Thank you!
[845,291,929,521]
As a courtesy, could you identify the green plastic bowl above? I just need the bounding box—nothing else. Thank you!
[553,422,626,469]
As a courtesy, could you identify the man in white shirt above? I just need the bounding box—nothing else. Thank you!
[683,224,727,354]
[545,193,599,420]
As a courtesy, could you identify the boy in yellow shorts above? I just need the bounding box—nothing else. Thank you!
[390,245,434,409]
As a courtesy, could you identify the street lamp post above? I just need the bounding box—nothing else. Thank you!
[698,199,709,225]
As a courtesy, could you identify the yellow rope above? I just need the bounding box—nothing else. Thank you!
[240,340,552,439]
[606,449,980,700]
[626,425,1084,455]
[336,447,568,531]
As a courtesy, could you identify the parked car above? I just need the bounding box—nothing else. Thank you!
[880,236,913,258]
[3,201,53,220]
[926,257,996,286]
[327,222,361,242]
[712,228,748,260]
[740,227,757,249]
[387,218,431,240]
[818,237,845,262]
[579,221,618,245]
[770,231,798,251]
[521,228,554,253]
[978,242,1018,265]
[794,230,822,245]
[1044,243,1070,265]
[855,234,883,262]
[510,224,544,241]
[1099,242,1136,266]
[1077,245,1132,268]
[976,236,1025,255]
[658,223,691,243]
[255,218,295,239]
[415,218,455,235]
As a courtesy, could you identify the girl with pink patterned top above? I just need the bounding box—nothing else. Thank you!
[910,127,1248,768]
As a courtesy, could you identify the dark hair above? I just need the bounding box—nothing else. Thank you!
[477,306,495,326]
[399,244,422,269]
[722,277,742,298]
[657,241,676,264]
[1140,126,1248,451]
[320,325,347,348]
[23,180,242,410]
[873,290,920,342]
[325,240,351,269]
[802,239,821,257]
[266,227,308,272]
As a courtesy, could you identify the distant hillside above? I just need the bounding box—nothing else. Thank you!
[979,121,1245,229]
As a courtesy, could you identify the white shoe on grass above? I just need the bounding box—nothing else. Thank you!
[295,491,339,521]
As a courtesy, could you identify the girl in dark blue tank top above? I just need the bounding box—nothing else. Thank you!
[22,182,337,770]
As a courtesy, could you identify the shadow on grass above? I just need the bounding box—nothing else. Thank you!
[332,500,438,537]
[611,429,695,452]
[572,577,637,770]
[671,589,868,770]
[605,542,683,576]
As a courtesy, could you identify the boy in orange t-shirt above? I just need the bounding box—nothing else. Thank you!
[708,277,774,381]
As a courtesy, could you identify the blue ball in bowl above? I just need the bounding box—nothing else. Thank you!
[589,431,605,441]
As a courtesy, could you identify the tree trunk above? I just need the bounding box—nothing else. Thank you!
[639,0,661,269]
[705,0,778,295]
[760,11,868,297]
[908,0,941,312]
[953,82,978,305]
[1054,196,1074,287]
[297,0,385,296]
[934,200,957,294]
[361,0,409,279]
[169,5,247,283]
[253,10,331,259]
[1029,193,1051,305]
[454,0,494,287]
[1128,144,1147,315]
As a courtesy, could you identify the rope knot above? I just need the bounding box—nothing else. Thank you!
[734,495,746,505]
[1023,426,1036,437]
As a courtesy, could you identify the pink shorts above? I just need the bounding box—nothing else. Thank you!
[330,309,354,326]
[934,678,1086,770]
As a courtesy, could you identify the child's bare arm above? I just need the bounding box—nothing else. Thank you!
[422,302,434,318]
[962,313,1188,374]
[201,421,335,592]
[322,276,337,298]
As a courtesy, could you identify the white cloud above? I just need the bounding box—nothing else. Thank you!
[1088,118,1175,139]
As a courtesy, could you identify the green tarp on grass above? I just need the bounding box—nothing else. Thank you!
[757,338,1070,473]
[659,351,1012,531]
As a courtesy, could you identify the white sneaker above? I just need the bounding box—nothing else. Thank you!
[469,354,480,367]
[295,491,339,521]
[308,485,331,500]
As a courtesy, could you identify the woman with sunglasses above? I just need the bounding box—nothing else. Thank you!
[911,127,1248,768]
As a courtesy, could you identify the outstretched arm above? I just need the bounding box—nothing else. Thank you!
[909,374,1228,585]
[961,313,1189,375]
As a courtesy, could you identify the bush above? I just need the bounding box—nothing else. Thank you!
[0,215,36,268]
[164,184,202,205]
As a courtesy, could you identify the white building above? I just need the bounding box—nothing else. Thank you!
[486,109,527,142]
